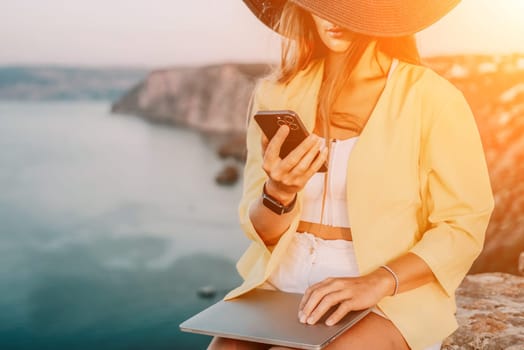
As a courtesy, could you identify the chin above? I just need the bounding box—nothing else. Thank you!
[327,44,351,53]
[322,39,351,53]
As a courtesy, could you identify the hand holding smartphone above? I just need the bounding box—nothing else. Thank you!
[254,110,327,172]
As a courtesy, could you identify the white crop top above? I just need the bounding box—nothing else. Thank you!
[300,137,358,227]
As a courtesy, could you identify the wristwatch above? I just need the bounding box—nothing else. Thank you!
[262,183,297,215]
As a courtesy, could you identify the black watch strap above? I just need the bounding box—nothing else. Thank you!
[262,183,297,215]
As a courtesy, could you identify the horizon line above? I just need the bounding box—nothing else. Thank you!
[1,51,524,70]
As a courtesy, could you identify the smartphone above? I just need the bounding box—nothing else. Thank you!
[254,110,327,172]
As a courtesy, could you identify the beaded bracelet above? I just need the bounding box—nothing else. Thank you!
[380,265,399,296]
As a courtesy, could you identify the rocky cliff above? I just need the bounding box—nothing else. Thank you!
[111,63,270,133]
[111,54,524,276]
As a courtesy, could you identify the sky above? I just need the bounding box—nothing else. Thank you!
[1,0,524,68]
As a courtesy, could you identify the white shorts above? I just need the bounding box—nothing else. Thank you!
[265,232,442,350]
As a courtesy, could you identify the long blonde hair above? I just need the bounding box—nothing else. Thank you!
[274,2,421,136]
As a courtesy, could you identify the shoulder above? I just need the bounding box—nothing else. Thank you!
[396,61,467,108]
[393,61,472,131]
[394,63,481,157]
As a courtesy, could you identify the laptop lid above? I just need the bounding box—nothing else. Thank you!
[179,288,371,350]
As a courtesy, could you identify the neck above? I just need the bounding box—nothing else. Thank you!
[324,51,345,78]
[325,51,346,77]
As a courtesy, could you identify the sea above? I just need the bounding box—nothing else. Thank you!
[0,101,250,350]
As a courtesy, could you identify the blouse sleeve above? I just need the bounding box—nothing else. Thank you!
[409,87,494,297]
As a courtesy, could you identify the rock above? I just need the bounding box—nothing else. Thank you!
[215,164,240,186]
[217,134,247,162]
[443,273,524,349]
[197,285,218,299]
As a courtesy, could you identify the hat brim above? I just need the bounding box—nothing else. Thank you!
[243,0,461,37]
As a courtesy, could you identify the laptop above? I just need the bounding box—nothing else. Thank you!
[179,288,371,350]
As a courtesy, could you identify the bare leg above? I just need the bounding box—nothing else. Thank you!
[207,337,269,350]
[269,313,410,350]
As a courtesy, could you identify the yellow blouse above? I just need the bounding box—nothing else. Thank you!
[224,59,494,350]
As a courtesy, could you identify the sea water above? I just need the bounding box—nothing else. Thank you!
[0,101,248,349]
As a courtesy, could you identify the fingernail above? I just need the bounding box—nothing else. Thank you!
[307,317,315,325]
[325,319,334,326]
[298,311,304,322]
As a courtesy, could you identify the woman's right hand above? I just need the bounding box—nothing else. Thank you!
[261,125,328,204]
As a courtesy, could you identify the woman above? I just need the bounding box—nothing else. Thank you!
[209,0,494,349]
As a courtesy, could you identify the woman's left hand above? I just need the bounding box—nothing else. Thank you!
[298,270,394,326]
